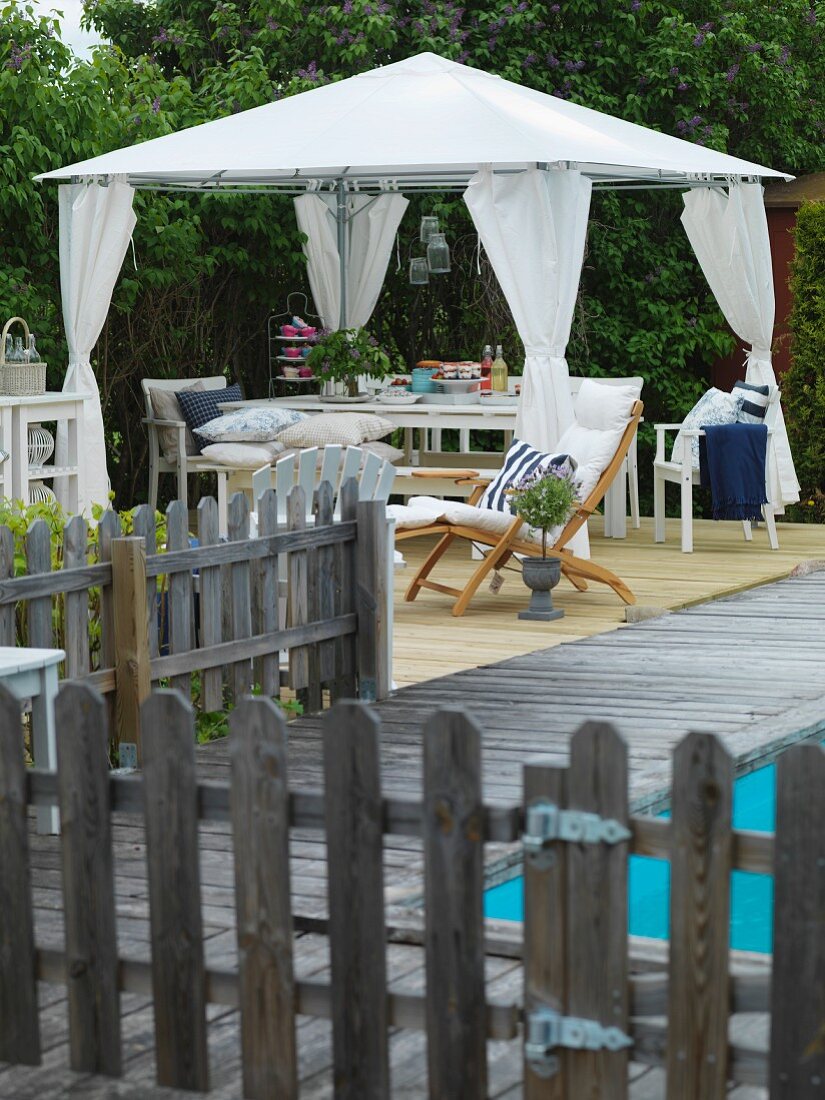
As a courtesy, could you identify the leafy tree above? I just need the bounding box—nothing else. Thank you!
[2,0,822,507]
[784,200,825,521]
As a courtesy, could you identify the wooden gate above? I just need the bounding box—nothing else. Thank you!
[0,688,823,1097]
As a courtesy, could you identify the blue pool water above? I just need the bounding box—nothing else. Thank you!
[484,756,778,953]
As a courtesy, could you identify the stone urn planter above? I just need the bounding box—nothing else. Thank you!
[518,556,564,622]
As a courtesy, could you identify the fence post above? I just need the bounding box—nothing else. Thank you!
[323,701,389,1097]
[332,478,358,702]
[56,683,121,1075]
[196,496,223,712]
[0,684,40,1066]
[355,498,390,702]
[62,515,90,679]
[228,492,253,702]
[256,489,280,699]
[286,485,309,696]
[111,537,151,762]
[132,504,159,660]
[523,759,568,1098]
[141,690,208,1092]
[667,732,733,1100]
[25,518,52,649]
[0,525,15,646]
[165,500,193,701]
[566,721,630,1100]
[424,707,487,1098]
[98,510,123,736]
[230,697,297,1100]
[770,742,825,1098]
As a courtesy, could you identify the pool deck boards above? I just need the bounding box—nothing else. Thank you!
[7,561,825,1096]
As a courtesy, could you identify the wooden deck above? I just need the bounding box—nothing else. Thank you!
[392,514,825,686]
[6,524,825,1098]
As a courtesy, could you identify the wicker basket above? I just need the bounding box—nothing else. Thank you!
[0,317,47,396]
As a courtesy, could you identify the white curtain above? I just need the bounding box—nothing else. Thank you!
[681,183,799,507]
[294,192,408,330]
[464,166,592,450]
[57,177,136,515]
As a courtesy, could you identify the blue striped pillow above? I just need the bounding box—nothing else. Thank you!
[733,380,771,424]
[479,439,574,513]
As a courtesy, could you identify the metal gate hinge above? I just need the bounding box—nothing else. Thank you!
[525,1007,632,1077]
[522,799,630,868]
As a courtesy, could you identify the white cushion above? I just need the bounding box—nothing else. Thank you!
[574,379,639,432]
[277,412,395,448]
[196,406,306,444]
[389,495,550,548]
[199,441,283,467]
[556,422,620,499]
[672,388,745,467]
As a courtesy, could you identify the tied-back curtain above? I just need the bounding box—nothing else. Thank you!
[681,183,799,507]
[464,166,592,450]
[294,192,408,330]
[57,177,136,515]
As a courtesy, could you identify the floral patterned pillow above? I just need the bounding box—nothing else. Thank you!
[671,388,745,468]
[196,406,307,444]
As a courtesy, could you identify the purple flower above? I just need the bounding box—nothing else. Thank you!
[594,39,603,48]
[746,42,762,52]
[677,81,688,91]
[266,17,279,29]
[518,1,528,11]
[693,32,706,46]
[151,96,161,113]
[631,0,641,10]
[523,52,537,68]
[700,21,713,31]
[546,53,559,67]
[676,119,688,133]
[343,0,353,11]
[725,63,740,82]
[805,7,816,24]
[669,66,679,76]
[550,3,560,11]
[349,348,361,359]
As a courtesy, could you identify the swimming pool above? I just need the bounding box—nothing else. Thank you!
[484,754,778,953]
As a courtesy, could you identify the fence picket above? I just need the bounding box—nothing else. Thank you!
[141,691,208,1092]
[132,504,159,659]
[97,510,122,730]
[0,684,39,1066]
[56,683,121,1075]
[666,732,733,1100]
[355,499,390,702]
[323,701,389,1097]
[196,497,223,712]
[111,537,151,757]
[228,493,253,702]
[256,489,280,699]
[770,742,825,1098]
[230,697,297,1100]
[0,525,14,645]
[424,707,487,1098]
[62,515,89,679]
[25,519,52,649]
[314,481,336,693]
[523,760,568,1099]
[332,478,358,702]
[566,722,629,1100]
[286,485,309,693]
[165,500,193,701]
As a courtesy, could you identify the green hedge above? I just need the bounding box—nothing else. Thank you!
[784,202,825,522]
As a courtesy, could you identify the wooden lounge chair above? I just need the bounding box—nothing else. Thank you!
[395,398,643,617]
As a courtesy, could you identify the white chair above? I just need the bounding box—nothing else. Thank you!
[653,390,780,553]
[141,376,230,532]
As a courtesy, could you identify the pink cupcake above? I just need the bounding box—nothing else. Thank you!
[284,346,301,359]
[281,324,298,337]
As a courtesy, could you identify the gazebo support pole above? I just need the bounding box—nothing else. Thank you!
[336,179,347,329]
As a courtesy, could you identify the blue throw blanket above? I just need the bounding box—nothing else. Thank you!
[699,422,768,521]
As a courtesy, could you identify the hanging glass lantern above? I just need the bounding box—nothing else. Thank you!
[426,232,451,274]
[409,257,430,285]
[419,215,439,243]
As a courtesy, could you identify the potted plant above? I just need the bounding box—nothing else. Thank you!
[507,463,580,621]
[305,327,398,397]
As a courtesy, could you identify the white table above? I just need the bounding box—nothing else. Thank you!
[0,646,64,834]
[3,392,86,510]
[221,395,635,539]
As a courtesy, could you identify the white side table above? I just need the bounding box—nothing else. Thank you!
[0,646,64,834]
[0,399,13,500]
[8,392,86,511]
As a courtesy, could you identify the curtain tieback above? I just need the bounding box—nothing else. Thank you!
[746,345,772,361]
[524,345,566,358]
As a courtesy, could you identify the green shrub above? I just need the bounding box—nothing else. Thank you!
[784,202,825,522]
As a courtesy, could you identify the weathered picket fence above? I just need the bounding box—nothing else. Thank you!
[0,481,390,758]
[1,685,823,1098]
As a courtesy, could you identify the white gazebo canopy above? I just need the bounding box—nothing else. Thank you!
[37,51,799,516]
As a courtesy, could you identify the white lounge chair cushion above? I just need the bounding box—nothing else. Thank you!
[557,380,640,498]
[388,496,557,548]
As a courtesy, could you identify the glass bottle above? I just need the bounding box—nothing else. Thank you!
[491,344,508,393]
[419,215,439,243]
[3,334,12,363]
[480,344,493,391]
[27,334,39,363]
[12,336,24,363]
[426,232,451,274]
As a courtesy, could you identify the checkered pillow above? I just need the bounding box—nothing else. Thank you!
[276,412,395,448]
[176,383,242,450]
